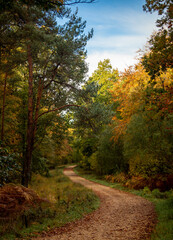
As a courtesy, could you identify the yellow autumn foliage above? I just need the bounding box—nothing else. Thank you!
[111,64,151,140]
[154,68,173,90]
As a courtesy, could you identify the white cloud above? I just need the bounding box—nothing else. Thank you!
[83,7,158,77]
[74,1,158,77]
[81,6,157,36]
[86,33,149,76]
[87,35,148,52]
[108,9,157,35]
[86,51,138,76]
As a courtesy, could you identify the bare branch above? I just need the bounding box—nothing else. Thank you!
[47,0,96,6]
[63,0,96,5]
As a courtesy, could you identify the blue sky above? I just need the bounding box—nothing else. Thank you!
[70,0,158,76]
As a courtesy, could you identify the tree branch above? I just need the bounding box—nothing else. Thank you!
[43,63,61,89]
[52,79,81,92]
[48,0,96,6]
[63,0,96,5]
[37,104,81,119]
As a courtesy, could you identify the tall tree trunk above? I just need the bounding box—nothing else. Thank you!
[1,73,7,145]
[22,44,34,187]
[33,77,43,139]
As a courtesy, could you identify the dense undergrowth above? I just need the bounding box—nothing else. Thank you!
[75,166,173,240]
[0,166,99,240]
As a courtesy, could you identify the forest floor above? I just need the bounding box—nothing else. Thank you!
[36,166,156,240]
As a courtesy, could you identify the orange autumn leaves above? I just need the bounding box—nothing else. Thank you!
[111,64,173,141]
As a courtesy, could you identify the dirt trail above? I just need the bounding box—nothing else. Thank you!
[37,166,156,240]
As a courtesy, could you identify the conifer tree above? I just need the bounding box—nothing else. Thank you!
[142,0,173,78]
[0,1,93,186]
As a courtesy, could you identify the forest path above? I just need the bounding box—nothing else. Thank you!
[38,166,156,240]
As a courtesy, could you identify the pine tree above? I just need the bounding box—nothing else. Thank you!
[0,1,93,186]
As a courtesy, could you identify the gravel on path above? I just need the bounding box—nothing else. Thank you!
[36,166,156,240]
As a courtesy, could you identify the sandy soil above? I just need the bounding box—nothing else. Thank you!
[36,166,156,240]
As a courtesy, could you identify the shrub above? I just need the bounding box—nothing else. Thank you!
[125,176,148,190]
[0,184,44,217]
[143,186,151,195]
[152,189,167,199]
[79,155,91,170]
[56,182,97,211]
[105,172,129,184]
[129,153,170,177]
[0,148,21,186]
[114,172,129,184]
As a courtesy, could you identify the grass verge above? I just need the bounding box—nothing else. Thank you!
[0,166,100,240]
[74,166,173,240]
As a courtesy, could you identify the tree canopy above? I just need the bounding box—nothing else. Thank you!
[0,0,93,186]
[0,0,172,192]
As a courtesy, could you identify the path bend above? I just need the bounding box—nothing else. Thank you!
[38,166,156,240]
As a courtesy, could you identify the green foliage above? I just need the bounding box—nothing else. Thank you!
[33,114,72,170]
[77,126,125,175]
[151,196,173,240]
[142,186,151,196]
[56,182,98,211]
[91,127,125,175]
[142,30,173,78]
[143,0,173,30]
[79,155,91,170]
[0,167,99,239]
[152,189,168,199]
[129,154,167,177]
[0,147,21,186]
[142,0,173,78]
[72,60,121,176]
[73,59,118,138]
[72,148,82,163]
[32,154,49,176]
[88,152,97,171]
[0,0,93,185]
[76,167,173,240]
[124,110,173,177]
[0,0,63,12]
[88,59,119,104]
